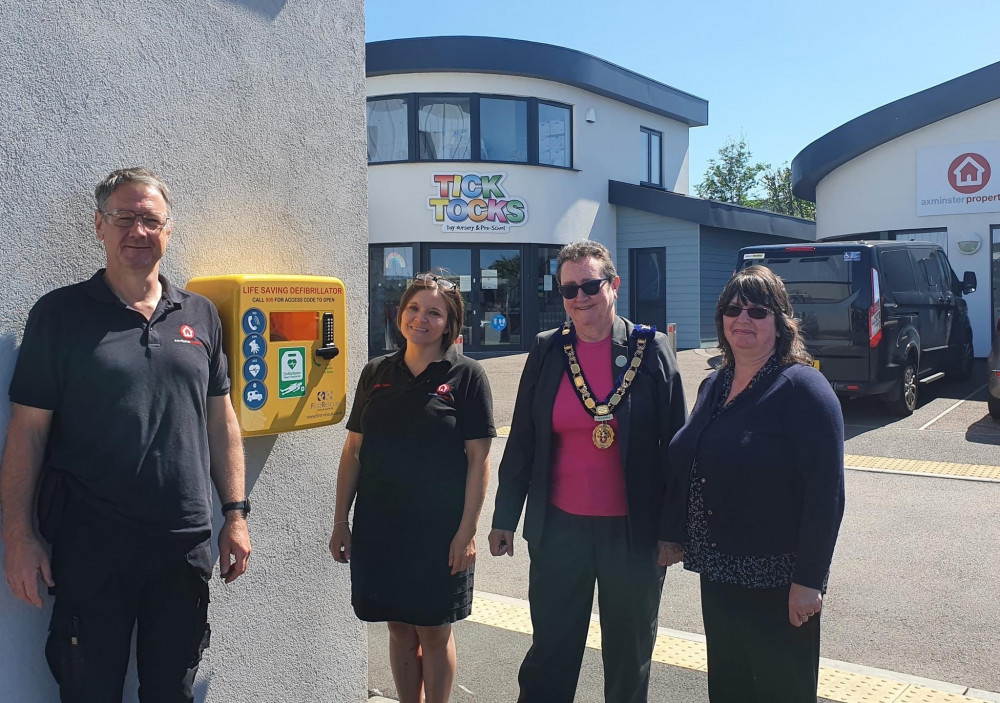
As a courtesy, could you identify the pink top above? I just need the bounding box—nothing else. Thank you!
[550,336,628,516]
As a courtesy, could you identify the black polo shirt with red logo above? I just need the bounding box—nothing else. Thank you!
[347,344,495,486]
[9,270,231,541]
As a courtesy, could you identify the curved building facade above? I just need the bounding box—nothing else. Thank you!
[368,37,814,355]
[793,62,1000,355]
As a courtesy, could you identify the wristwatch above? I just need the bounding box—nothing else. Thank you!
[222,497,251,519]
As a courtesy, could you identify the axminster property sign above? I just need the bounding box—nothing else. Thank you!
[918,141,1000,216]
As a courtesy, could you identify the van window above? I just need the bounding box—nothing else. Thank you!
[751,254,857,303]
[931,251,958,294]
[912,249,943,292]
[878,249,917,293]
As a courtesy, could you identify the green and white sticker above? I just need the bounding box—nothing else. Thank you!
[278,346,307,398]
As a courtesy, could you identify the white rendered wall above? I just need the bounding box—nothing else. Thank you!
[0,2,368,702]
[814,99,1000,356]
[368,72,692,251]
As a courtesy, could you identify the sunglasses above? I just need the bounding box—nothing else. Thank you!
[722,304,773,320]
[557,278,610,300]
[414,272,456,290]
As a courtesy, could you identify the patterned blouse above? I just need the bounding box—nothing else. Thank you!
[683,355,800,589]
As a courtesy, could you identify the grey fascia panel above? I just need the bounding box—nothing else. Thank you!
[366,36,708,127]
[608,181,815,241]
[791,61,1000,201]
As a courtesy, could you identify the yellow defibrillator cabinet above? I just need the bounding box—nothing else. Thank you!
[186,274,347,437]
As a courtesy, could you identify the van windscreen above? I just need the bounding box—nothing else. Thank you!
[745,254,858,303]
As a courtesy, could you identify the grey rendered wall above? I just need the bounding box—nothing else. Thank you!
[699,228,803,346]
[615,207,701,348]
[0,2,367,702]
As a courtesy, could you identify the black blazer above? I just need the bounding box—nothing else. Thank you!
[492,317,688,550]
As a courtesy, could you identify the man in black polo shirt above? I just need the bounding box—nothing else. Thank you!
[0,167,251,702]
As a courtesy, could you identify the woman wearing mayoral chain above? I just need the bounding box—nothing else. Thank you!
[488,241,688,703]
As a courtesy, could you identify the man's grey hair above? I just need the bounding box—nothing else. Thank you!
[556,240,617,283]
[95,167,172,215]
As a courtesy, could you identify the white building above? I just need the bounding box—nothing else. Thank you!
[792,61,1000,356]
[367,36,816,353]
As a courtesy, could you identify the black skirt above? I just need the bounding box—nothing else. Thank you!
[350,475,473,626]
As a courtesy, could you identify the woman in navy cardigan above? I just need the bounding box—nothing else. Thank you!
[661,265,845,703]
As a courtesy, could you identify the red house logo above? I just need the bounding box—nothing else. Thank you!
[948,152,991,194]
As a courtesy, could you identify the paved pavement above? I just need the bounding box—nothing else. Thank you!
[365,350,1000,702]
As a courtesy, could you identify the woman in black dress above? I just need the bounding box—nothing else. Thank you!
[330,272,495,703]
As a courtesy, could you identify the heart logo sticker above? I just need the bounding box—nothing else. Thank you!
[249,364,261,377]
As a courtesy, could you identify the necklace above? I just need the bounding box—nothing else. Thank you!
[561,322,653,449]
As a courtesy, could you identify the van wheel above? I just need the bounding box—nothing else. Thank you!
[989,397,1000,421]
[945,334,974,381]
[885,360,918,416]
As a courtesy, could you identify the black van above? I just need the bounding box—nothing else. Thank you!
[736,242,977,416]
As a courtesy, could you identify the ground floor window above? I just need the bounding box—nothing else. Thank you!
[992,226,1000,328]
[369,245,414,353]
[537,246,565,332]
[367,244,571,357]
[629,247,666,330]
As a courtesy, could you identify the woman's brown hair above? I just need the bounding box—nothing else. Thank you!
[396,271,465,350]
[714,265,812,368]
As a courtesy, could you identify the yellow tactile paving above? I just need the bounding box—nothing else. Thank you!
[845,455,1000,482]
[495,425,511,437]
[468,594,994,703]
[895,686,990,703]
[817,667,907,702]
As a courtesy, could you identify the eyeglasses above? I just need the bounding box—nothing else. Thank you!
[557,278,610,300]
[102,210,171,233]
[414,272,456,290]
[722,304,773,320]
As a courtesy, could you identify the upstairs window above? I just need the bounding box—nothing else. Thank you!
[480,97,528,163]
[367,98,409,163]
[538,102,571,167]
[640,127,662,186]
[368,94,572,168]
[418,96,471,161]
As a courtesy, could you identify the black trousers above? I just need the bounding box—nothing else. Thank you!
[45,497,211,703]
[700,576,821,703]
[517,507,666,703]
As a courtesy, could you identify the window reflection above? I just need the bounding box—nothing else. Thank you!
[481,98,527,163]
[538,103,570,167]
[370,246,414,353]
[367,99,408,163]
[418,97,471,160]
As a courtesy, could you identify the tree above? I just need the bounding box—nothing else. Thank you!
[695,134,768,207]
[759,164,816,220]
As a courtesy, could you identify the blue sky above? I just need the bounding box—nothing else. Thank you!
[366,0,1000,193]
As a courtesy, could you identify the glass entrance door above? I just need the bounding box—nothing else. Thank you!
[428,247,474,350]
[478,248,521,349]
[427,245,523,352]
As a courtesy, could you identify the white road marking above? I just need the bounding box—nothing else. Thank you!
[919,384,987,430]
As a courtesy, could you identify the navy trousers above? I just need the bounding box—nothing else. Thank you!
[517,506,667,703]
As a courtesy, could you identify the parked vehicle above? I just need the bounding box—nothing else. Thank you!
[989,314,1000,420]
[737,242,977,416]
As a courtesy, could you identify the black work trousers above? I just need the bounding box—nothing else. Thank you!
[700,576,821,703]
[45,497,212,703]
[517,506,666,703]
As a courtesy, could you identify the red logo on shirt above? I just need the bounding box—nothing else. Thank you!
[432,383,455,403]
[179,325,196,339]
